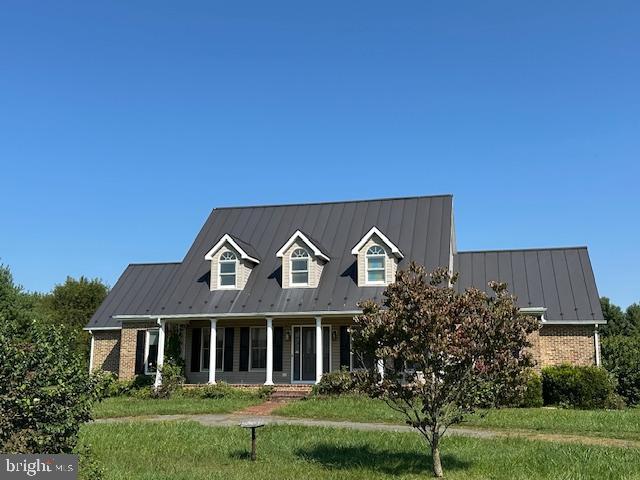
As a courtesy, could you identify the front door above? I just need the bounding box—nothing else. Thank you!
[292,326,331,382]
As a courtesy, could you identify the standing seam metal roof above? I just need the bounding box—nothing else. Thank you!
[88,195,453,327]
[454,247,603,322]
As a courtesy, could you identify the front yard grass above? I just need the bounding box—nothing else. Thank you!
[273,395,640,441]
[81,421,640,479]
[93,396,261,419]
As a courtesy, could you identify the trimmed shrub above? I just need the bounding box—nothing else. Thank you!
[602,335,640,406]
[183,382,268,400]
[520,371,543,408]
[312,368,357,396]
[542,364,616,409]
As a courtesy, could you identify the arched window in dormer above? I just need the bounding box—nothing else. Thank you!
[366,245,386,284]
[291,248,309,286]
[219,251,237,288]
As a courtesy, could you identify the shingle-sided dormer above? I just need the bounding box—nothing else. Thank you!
[351,226,404,287]
[276,230,330,288]
[204,234,260,291]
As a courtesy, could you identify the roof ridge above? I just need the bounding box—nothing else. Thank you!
[457,246,588,254]
[129,261,182,266]
[211,194,453,211]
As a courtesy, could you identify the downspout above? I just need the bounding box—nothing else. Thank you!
[594,324,601,367]
[88,330,94,373]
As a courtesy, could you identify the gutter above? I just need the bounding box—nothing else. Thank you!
[111,310,364,321]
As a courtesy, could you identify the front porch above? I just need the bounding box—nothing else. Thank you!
[148,316,354,386]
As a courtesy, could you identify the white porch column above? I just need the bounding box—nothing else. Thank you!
[154,318,166,388]
[377,358,385,381]
[265,317,274,385]
[315,316,323,384]
[209,319,217,384]
[88,330,94,373]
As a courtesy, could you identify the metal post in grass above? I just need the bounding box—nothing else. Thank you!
[239,420,265,461]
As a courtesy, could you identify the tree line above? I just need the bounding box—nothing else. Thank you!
[0,262,108,363]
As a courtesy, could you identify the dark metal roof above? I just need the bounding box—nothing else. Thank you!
[454,247,604,322]
[87,263,180,329]
[87,195,454,327]
[226,233,261,262]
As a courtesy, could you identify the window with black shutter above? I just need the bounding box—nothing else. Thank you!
[191,327,202,373]
[274,327,283,371]
[239,327,250,371]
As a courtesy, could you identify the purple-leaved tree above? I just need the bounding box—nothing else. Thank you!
[351,263,539,477]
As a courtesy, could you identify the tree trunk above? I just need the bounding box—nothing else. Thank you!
[431,434,443,478]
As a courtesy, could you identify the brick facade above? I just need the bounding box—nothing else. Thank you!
[538,324,596,367]
[91,331,121,374]
[116,321,158,379]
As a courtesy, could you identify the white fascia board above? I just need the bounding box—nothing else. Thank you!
[204,234,260,264]
[351,226,404,259]
[276,230,330,262]
[541,319,607,325]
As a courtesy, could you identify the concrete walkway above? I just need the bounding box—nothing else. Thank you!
[94,413,640,448]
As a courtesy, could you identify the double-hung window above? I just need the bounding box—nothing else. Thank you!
[250,327,267,369]
[200,327,224,371]
[219,251,237,287]
[366,245,386,284]
[144,329,159,374]
[291,248,309,285]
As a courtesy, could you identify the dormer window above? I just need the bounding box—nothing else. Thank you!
[366,245,386,284]
[204,233,260,291]
[219,251,237,288]
[351,226,403,287]
[277,230,329,289]
[291,248,310,286]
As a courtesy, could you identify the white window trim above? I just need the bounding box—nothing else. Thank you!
[249,327,267,371]
[144,328,159,375]
[218,252,238,289]
[276,230,330,262]
[351,226,404,259]
[199,327,225,372]
[290,248,310,287]
[204,234,260,264]
[365,245,387,285]
[290,325,332,384]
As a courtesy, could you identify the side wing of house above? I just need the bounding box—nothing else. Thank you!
[454,247,605,368]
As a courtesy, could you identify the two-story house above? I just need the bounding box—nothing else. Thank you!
[86,195,604,387]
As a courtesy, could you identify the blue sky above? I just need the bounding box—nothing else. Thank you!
[1,1,638,308]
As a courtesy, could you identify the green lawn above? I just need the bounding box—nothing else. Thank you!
[273,395,640,441]
[93,396,261,419]
[81,421,640,480]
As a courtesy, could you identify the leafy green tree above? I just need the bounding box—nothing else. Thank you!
[600,297,640,337]
[602,335,640,405]
[41,276,108,329]
[40,276,109,361]
[352,264,538,478]
[0,263,46,332]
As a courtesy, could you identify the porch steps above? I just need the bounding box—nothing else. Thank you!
[270,385,312,401]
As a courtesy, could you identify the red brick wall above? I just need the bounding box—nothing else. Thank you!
[91,331,121,374]
[118,321,158,380]
[535,324,596,369]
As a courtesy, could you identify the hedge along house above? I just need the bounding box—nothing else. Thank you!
[85,195,605,387]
